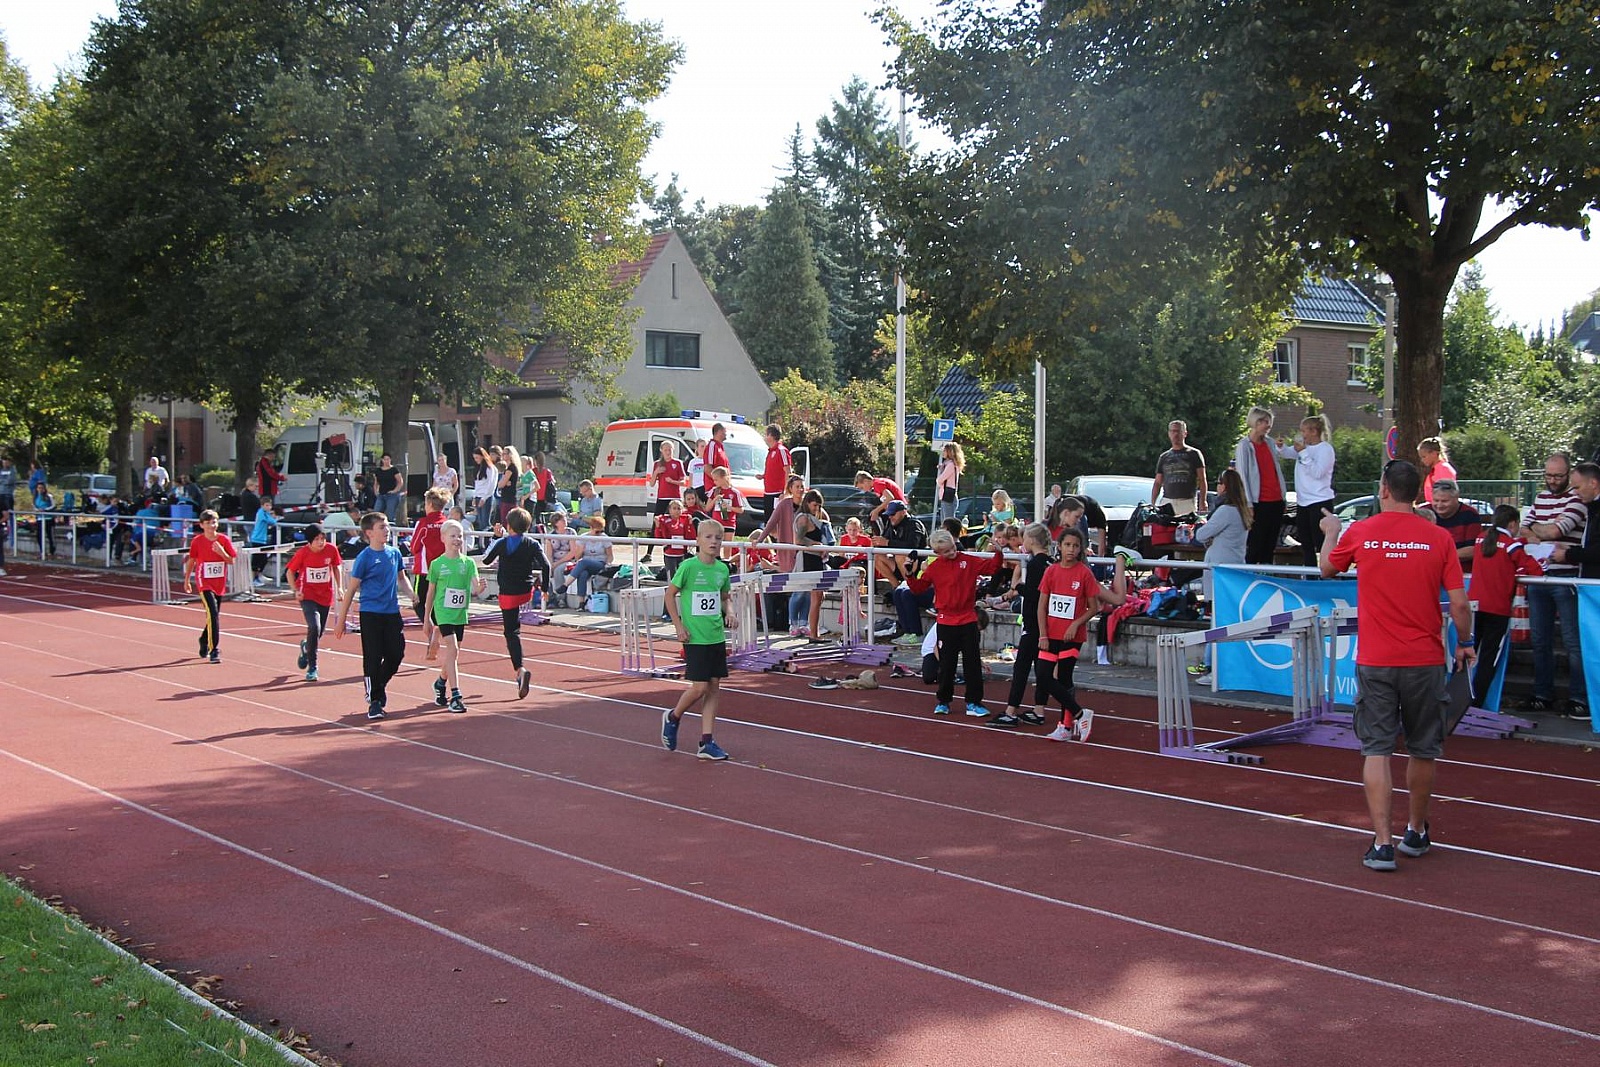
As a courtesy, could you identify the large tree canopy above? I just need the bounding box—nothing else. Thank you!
[885,0,1600,458]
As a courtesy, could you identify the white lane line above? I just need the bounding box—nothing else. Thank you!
[9,671,1600,1049]
[5,590,1599,876]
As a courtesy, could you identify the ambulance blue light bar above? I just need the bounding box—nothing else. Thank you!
[680,409,745,423]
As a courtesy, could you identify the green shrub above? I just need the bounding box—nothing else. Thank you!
[40,429,109,472]
[1331,427,1385,485]
[197,468,237,490]
[1443,425,1519,480]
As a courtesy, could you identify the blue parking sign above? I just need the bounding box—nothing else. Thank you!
[931,418,956,443]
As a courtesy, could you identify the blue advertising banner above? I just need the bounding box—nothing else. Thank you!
[1212,566,1359,702]
[1577,586,1600,732]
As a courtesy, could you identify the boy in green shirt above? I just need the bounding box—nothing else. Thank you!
[424,519,486,713]
[661,519,734,760]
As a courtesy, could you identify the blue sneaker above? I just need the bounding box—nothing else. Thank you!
[933,703,952,716]
[1397,823,1431,857]
[366,703,386,722]
[965,702,989,718]
[697,739,730,761]
[1363,842,1397,871]
[297,640,308,670]
[305,667,318,682]
[661,710,680,751]
[433,676,448,708]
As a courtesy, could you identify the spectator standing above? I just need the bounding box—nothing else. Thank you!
[1519,452,1587,716]
[652,498,695,581]
[529,452,557,526]
[1419,478,1481,568]
[1416,437,1458,503]
[703,423,730,496]
[32,484,56,556]
[1233,406,1285,565]
[238,476,262,524]
[373,453,404,523]
[934,443,965,525]
[0,457,15,576]
[178,473,206,511]
[255,450,285,500]
[1151,420,1207,517]
[248,498,280,585]
[647,438,686,516]
[856,469,907,526]
[1319,460,1475,872]
[761,424,793,522]
[144,456,171,495]
[706,467,745,535]
[1188,469,1251,678]
[431,453,460,501]
[1548,460,1600,725]
[1467,506,1542,705]
[27,460,47,497]
[470,447,496,530]
[1276,414,1336,566]
[497,446,523,525]
[1038,483,1063,522]
[791,489,834,640]
[750,475,805,630]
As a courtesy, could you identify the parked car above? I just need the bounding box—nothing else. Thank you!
[1333,493,1494,538]
[1066,475,1155,545]
[915,493,1036,534]
[52,472,118,505]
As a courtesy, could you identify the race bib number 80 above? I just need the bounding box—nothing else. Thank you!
[1047,592,1078,619]
[201,561,226,580]
[690,591,721,617]
[443,587,469,611]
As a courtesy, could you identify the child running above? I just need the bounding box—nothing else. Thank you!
[483,507,549,699]
[660,519,735,760]
[424,519,487,713]
[905,528,1005,717]
[286,523,343,681]
[990,522,1053,727]
[182,509,237,663]
[333,512,416,721]
[1468,504,1543,703]
[411,487,449,660]
[1037,526,1127,742]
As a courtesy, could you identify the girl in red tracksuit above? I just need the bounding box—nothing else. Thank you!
[1036,526,1127,743]
[1468,504,1543,703]
[905,528,1004,717]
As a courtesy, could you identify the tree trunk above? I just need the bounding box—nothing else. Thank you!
[379,364,417,495]
[232,405,261,489]
[108,390,135,498]
[1391,266,1459,465]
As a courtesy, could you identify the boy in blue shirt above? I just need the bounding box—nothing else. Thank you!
[248,497,280,586]
[333,512,417,721]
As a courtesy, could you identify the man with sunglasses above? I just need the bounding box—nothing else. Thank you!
[1521,452,1588,719]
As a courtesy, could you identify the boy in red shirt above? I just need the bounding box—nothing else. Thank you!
[1037,527,1128,742]
[183,509,238,664]
[287,522,343,681]
[703,423,730,495]
[411,487,450,657]
[761,424,792,521]
[905,528,1004,717]
[838,516,872,569]
[707,466,746,538]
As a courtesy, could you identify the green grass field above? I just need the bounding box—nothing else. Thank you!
[1,877,313,1065]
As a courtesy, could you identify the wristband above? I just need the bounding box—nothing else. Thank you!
[1458,636,1475,648]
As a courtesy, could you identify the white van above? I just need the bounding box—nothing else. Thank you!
[273,418,438,512]
[592,411,806,536]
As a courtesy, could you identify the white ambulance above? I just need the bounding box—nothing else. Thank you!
[592,410,806,537]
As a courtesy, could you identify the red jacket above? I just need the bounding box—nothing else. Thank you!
[905,550,1003,625]
[257,457,285,499]
[411,510,447,576]
[1468,532,1542,616]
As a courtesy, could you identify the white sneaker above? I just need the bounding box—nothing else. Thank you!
[1045,724,1073,742]
[253,575,269,587]
[1074,708,1094,743]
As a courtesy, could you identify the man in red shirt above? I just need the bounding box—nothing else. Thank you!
[761,424,793,522]
[256,450,286,500]
[703,423,730,496]
[1320,460,1476,872]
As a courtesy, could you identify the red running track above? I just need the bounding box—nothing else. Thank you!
[1,569,1597,1066]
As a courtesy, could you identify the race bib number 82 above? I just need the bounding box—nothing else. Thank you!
[691,591,721,616]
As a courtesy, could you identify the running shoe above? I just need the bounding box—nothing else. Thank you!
[297,640,308,670]
[809,676,841,689]
[1397,824,1431,857]
[965,702,989,718]
[1363,843,1397,871]
[1074,708,1094,743]
[1565,700,1591,722]
[697,739,730,761]
[447,693,467,714]
[208,651,220,664]
[987,714,1021,728]
[1186,663,1211,677]
[366,703,387,722]
[1018,710,1046,726]
[305,668,318,682]
[661,710,680,751]
[517,668,531,700]
[1045,723,1073,742]
[893,632,923,647]
[433,676,448,708]
[932,703,952,716]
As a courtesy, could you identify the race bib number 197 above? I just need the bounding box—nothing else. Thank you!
[1047,592,1077,619]
[690,591,721,617]
[443,587,469,611]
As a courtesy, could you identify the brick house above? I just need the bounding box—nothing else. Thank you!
[1267,276,1386,433]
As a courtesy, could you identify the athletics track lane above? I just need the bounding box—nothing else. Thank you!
[0,573,1597,1066]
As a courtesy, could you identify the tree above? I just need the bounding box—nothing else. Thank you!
[884,1,1600,462]
[1442,264,1527,429]
[769,370,881,476]
[733,185,836,385]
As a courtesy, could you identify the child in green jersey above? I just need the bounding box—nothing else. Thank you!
[660,519,734,760]
[424,519,486,713]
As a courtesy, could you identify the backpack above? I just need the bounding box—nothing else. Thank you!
[541,470,558,504]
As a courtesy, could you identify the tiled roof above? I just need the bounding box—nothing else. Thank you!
[1292,276,1385,328]
[611,231,672,287]
[936,364,1019,417]
[1570,311,1600,352]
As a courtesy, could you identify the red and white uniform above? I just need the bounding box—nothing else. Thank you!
[1038,561,1102,643]
[652,458,685,501]
[708,485,746,532]
[653,512,695,558]
[839,532,872,568]
[188,533,237,595]
[1468,532,1542,616]
[412,510,447,576]
[704,438,729,492]
[1328,511,1465,667]
[763,444,792,496]
[905,550,1003,626]
[288,542,343,606]
[871,477,906,503]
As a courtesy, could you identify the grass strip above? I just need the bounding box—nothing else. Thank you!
[0,876,322,1065]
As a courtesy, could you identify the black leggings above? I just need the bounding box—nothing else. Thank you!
[1246,499,1285,564]
[1037,639,1084,718]
[301,599,329,669]
[935,620,984,706]
[198,590,221,655]
[1294,499,1334,567]
[502,607,524,670]
[359,612,406,706]
[1471,611,1512,703]
[1005,629,1042,708]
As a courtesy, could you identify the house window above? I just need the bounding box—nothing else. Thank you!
[646,330,701,369]
[1273,340,1298,385]
[1347,343,1370,386]
[524,417,557,457]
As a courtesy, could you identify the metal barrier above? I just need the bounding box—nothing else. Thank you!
[148,548,191,604]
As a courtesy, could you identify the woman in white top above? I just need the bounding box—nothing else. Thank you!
[1275,414,1336,567]
[470,448,496,531]
[934,442,964,525]
[432,454,460,500]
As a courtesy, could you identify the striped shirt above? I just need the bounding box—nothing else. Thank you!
[1523,489,1587,575]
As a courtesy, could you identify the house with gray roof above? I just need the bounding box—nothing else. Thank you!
[1267,275,1386,432]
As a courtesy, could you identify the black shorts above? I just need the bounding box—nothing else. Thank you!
[654,498,674,516]
[1354,664,1448,759]
[436,622,466,641]
[683,642,728,682]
